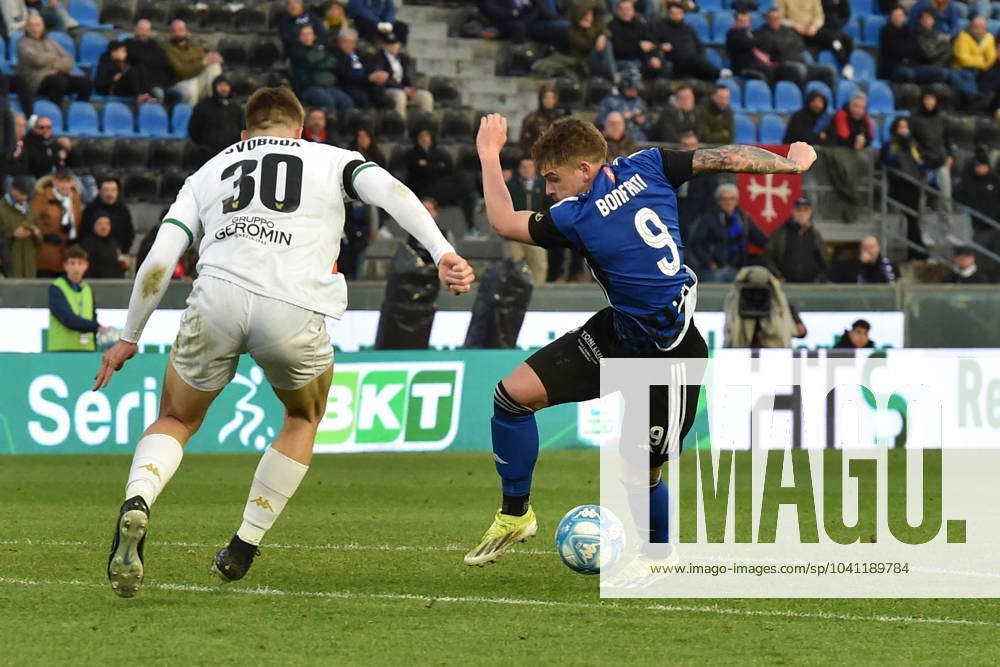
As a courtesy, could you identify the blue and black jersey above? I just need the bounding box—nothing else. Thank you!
[529,148,698,354]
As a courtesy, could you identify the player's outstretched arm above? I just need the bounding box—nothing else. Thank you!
[477,113,535,244]
[691,141,817,175]
[352,165,475,294]
[93,222,189,390]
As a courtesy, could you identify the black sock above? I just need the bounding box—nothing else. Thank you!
[502,494,530,517]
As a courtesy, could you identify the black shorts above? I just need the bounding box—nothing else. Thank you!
[524,307,708,467]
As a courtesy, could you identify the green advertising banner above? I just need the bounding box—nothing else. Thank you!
[0,351,595,455]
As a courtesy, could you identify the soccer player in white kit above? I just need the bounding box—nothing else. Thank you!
[94,88,474,597]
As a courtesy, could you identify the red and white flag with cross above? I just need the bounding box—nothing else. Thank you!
[736,144,802,238]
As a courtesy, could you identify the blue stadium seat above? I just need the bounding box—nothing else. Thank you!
[8,31,23,63]
[849,0,873,16]
[869,117,881,149]
[716,77,742,110]
[698,0,724,12]
[954,2,969,18]
[686,13,711,43]
[799,50,815,64]
[805,80,833,109]
[138,103,170,137]
[989,19,1000,35]
[774,81,802,113]
[77,32,107,67]
[867,80,895,114]
[734,113,756,143]
[773,80,802,113]
[817,50,838,68]
[67,101,100,136]
[68,0,113,29]
[705,47,723,69]
[102,101,136,136]
[953,18,968,36]
[170,103,193,138]
[48,31,76,60]
[759,114,786,144]
[862,15,885,46]
[882,115,896,142]
[742,78,772,112]
[711,14,734,44]
[34,100,64,131]
[835,79,860,108]
[844,19,861,42]
[849,50,876,83]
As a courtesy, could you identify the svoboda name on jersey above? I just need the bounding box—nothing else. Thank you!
[223,137,301,153]
[215,216,292,246]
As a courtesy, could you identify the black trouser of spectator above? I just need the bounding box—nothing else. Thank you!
[104,67,147,98]
[421,174,477,230]
[528,19,570,52]
[353,16,409,44]
[807,29,853,67]
[8,73,35,117]
[493,17,532,44]
[342,84,390,110]
[739,64,776,85]
[547,247,585,281]
[668,55,720,81]
[891,178,925,259]
[777,61,837,90]
[37,73,91,103]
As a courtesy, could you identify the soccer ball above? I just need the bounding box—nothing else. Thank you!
[97,326,121,350]
[554,504,625,574]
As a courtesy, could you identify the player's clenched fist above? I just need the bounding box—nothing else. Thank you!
[477,114,508,157]
[787,141,817,173]
[438,252,475,295]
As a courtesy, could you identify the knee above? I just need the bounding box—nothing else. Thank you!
[494,380,538,417]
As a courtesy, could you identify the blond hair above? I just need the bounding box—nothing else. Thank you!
[531,117,607,172]
[245,87,305,134]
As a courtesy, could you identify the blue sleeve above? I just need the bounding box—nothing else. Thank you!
[49,285,99,333]
[906,1,925,26]
[348,0,380,22]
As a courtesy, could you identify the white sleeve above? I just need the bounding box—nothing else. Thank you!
[350,164,456,265]
[163,175,203,244]
[119,222,191,344]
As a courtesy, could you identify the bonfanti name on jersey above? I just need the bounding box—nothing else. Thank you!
[594,173,648,217]
[215,216,292,246]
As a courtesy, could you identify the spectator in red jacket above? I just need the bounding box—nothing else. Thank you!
[829,92,873,150]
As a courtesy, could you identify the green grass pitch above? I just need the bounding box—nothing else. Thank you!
[3,450,1000,664]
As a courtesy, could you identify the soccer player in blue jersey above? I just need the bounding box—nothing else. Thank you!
[464,114,816,577]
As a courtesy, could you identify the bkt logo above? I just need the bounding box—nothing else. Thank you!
[315,362,464,453]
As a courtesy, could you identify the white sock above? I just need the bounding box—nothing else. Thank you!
[237,447,309,546]
[124,433,184,507]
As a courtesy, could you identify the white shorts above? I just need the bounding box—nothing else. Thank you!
[170,275,333,392]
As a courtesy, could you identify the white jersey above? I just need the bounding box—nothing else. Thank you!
[164,136,370,319]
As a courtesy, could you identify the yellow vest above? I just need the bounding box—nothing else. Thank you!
[48,277,95,352]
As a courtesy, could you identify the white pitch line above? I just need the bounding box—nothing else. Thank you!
[1,576,999,628]
[0,538,557,556]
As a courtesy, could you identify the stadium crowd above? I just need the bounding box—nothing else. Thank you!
[0,0,997,287]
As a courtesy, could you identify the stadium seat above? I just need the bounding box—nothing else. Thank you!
[136,0,170,27]
[891,82,921,112]
[138,103,169,137]
[742,79,772,112]
[113,138,149,169]
[103,101,136,136]
[849,0,873,16]
[66,101,100,136]
[48,31,76,60]
[705,47,723,70]
[247,37,281,69]
[817,50,838,69]
[75,137,115,170]
[99,2,133,27]
[686,13,710,43]
[205,5,237,31]
[169,103,193,138]
[69,0,113,29]
[34,99,64,131]
[773,80,802,113]
[149,138,187,169]
[160,168,188,201]
[711,14,734,44]
[862,16,885,46]
[759,114,785,144]
[989,19,1000,35]
[428,76,460,107]
[734,113,756,143]
[698,0,723,12]
[867,80,895,115]
[953,18,968,36]
[554,76,583,107]
[716,77,742,110]
[844,19,860,42]
[172,4,206,28]
[881,115,896,143]
[584,77,614,106]
[835,79,860,108]
[228,72,260,101]
[406,109,439,140]
[805,80,834,109]
[235,6,268,32]
[217,38,248,68]
[122,170,161,201]
[869,117,881,149]
[438,109,473,143]
[77,31,107,67]
[848,51,876,83]
[645,78,672,106]
[375,109,406,142]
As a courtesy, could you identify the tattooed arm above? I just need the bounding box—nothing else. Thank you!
[692,141,817,175]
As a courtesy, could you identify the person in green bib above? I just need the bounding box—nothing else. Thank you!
[47,245,109,352]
